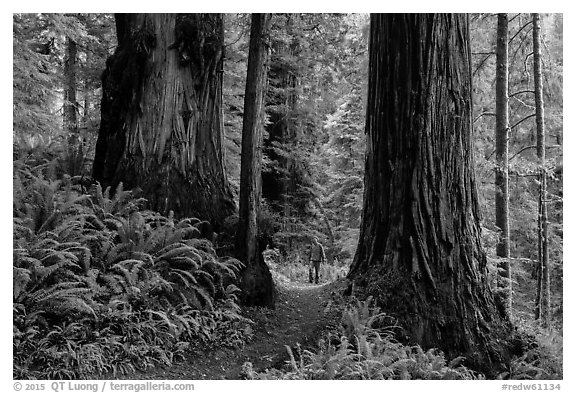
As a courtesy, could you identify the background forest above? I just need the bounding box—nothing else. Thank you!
[13,13,562,380]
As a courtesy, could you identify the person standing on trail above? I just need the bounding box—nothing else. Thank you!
[308,236,326,284]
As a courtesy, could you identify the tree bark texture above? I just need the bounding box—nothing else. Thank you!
[64,37,86,176]
[93,14,235,228]
[495,13,512,315]
[532,13,550,327]
[347,14,513,374]
[64,37,78,134]
[236,13,275,307]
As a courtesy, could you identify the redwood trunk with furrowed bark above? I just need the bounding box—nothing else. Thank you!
[93,14,234,227]
[348,13,514,375]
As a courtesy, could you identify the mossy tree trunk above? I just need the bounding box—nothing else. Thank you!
[236,13,275,307]
[93,14,235,227]
[495,13,512,314]
[347,14,513,374]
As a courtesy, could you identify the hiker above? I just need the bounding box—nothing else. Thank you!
[308,236,326,284]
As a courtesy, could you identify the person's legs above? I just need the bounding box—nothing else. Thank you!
[314,261,320,284]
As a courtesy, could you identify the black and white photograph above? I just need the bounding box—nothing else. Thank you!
[11,8,565,389]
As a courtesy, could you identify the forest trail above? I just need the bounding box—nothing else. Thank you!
[133,273,343,380]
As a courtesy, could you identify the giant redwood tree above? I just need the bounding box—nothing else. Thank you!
[93,14,235,226]
[347,14,514,373]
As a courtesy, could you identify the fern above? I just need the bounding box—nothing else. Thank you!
[247,298,479,380]
[14,161,251,379]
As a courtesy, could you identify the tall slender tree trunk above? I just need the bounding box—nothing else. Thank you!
[82,51,91,130]
[495,13,512,315]
[236,13,275,307]
[532,13,550,327]
[93,14,235,228]
[64,37,78,134]
[347,14,513,374]
[64,37,83,175]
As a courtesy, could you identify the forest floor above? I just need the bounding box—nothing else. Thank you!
[123,272,346,380]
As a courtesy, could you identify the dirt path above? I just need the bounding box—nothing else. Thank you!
[133,274,343,380]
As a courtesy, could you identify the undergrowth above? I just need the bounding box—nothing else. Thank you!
[503,320,563,380]
[13,160,252,379]
[242,293,563,380]
[242,297,480,380]
[13,159,562,380]
[484,255,563,380]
